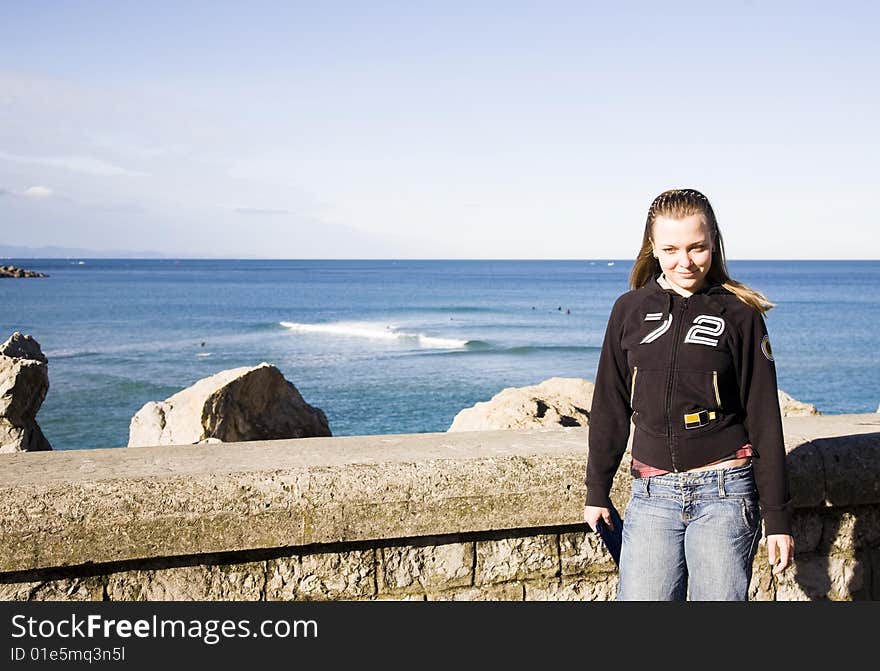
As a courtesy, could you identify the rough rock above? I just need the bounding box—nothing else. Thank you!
[0,332,52,452]
[128,362,331,447]
[0,265,48,278]
[448,377,593,431]
[778,389,821,416]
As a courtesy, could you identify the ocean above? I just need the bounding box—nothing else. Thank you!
[2,259,878,451]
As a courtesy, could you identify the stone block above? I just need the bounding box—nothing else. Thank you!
[106,562,265,601]
[378,542,473,595]
[748,562,778,601]
[427,583,524,601]
[266,550,375,601]
[524,576,617,601]
[823,511,859,554]
[474,535,558,585]
[791,510,823,554]
[559,531,617,575]
[819,434,880,507]
[0,581,38,601]
[850,507,880,549]
[774,554,865,601]
[0,577,104,601]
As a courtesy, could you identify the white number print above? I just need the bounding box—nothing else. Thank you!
[684,315,725,346]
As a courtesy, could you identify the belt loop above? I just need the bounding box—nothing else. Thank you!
[645,477,651,497]
[718,469,726,497]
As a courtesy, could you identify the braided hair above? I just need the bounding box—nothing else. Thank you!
[630,188,774,314]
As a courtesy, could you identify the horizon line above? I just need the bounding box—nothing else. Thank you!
[4,256,879,262]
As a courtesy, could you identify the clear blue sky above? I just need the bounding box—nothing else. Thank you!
[1,1,877,258]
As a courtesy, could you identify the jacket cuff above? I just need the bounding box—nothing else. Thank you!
[762,507,793,537]
[585,483,613,509]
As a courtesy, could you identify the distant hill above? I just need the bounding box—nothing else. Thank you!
[0,245,169,259]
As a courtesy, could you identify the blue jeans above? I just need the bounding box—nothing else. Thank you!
[616,463,762,601]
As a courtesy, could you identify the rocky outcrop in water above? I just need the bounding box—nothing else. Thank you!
[448,377,594,431]
[0,332,52,452]
[128,363,332,447]
[0,265,48,278]
[778,389,821,416]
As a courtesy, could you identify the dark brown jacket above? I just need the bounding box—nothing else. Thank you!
[585,276,793,536]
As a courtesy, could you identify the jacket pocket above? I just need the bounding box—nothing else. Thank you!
[675,369,721,411]
[629,367,667,436]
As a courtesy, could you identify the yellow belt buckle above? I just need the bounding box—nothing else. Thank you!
[684,410,717,429]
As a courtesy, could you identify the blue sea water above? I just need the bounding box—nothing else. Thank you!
[1,259,878,451]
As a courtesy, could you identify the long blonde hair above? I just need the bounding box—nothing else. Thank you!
[629,188,774,314]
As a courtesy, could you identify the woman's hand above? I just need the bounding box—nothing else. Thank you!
[584,505,614,532]
[767,534,795,575]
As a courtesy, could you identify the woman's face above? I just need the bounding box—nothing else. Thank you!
[651,214,714,294]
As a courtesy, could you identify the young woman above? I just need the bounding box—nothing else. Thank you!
[584,188,794,600]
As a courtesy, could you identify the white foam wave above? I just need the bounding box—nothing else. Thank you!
[45,348,101,360]
[279,321,468,349]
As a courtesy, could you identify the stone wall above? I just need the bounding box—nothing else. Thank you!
[1,414,878,601]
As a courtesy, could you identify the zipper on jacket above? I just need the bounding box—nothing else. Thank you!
[712,370,721,408]
[630,366,638,405]
[665,297,687,471]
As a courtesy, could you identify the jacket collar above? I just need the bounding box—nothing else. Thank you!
[641,274,728,317]
[655,273,727,297]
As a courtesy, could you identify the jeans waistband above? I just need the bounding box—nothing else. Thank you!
[637,463,755,498]
[651,462,753,482]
